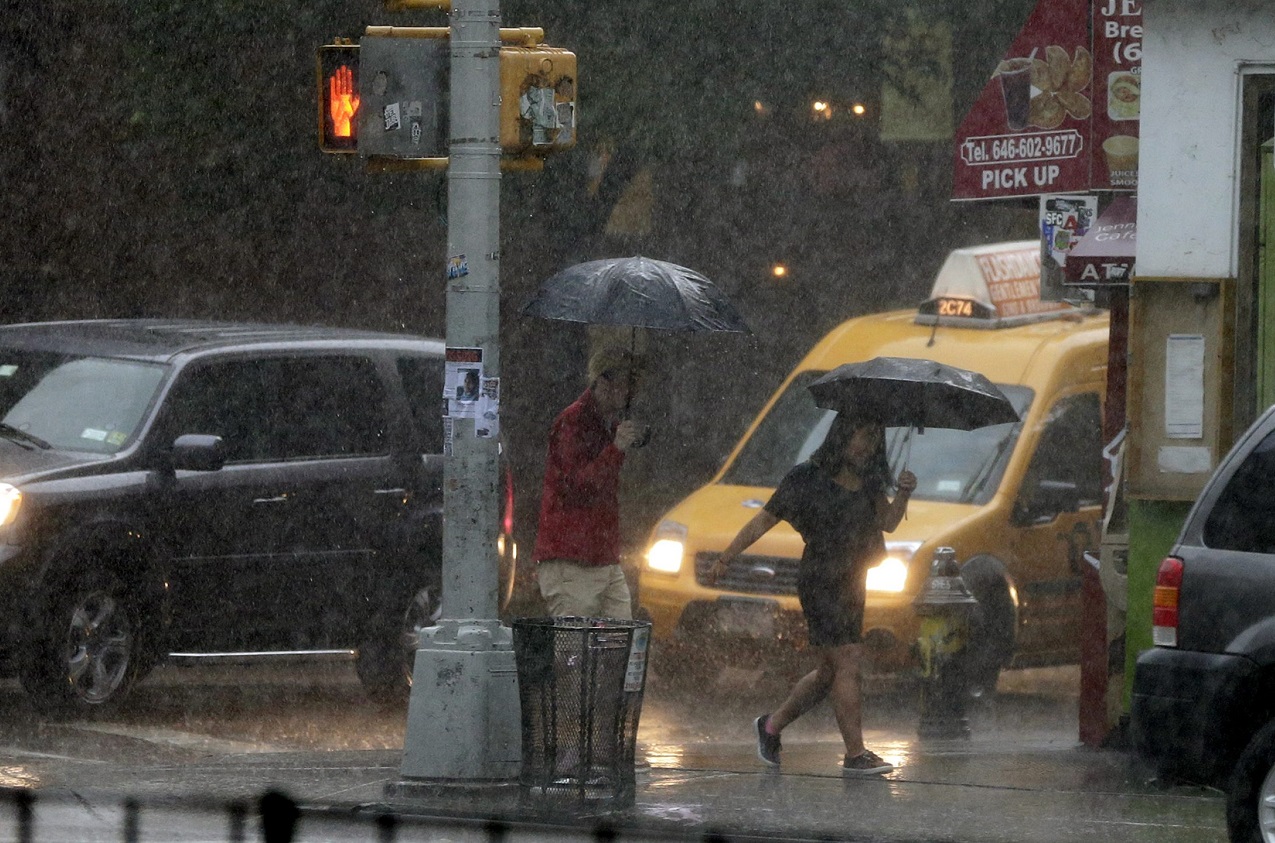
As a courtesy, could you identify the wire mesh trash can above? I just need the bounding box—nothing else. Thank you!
[513,616,651,809]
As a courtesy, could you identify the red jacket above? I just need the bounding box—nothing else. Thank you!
[533,389,626,567]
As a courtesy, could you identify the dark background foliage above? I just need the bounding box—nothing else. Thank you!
[0,0,1038,557]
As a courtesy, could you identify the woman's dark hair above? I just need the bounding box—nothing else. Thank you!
[809,412,894,492]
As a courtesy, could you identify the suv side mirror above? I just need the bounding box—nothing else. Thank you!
[171,434,226,472]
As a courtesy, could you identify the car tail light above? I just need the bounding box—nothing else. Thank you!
[1152,556,1184,647]
[502,463,515,537]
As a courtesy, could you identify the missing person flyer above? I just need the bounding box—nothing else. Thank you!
[444,347,483,419]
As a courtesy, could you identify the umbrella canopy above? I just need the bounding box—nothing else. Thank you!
[522,256,750,333]
[808,357,1019,431]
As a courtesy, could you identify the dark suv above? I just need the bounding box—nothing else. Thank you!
[0,320,515,715]
[1131,403,1275,842]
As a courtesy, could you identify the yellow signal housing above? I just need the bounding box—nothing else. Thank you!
[499,46,577,155]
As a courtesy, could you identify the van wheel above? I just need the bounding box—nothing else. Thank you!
[1227,717,1275,842]
[959,569,1015,698]
[20,572,141,717]
[357,580,442,703]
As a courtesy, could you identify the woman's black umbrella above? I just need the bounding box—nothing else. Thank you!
[808,357,1019,432]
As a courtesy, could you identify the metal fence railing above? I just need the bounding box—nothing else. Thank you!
[2,785,774,843]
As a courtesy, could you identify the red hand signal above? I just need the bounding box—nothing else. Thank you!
[328,64,359,138]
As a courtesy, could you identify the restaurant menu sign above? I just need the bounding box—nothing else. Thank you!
[954,0,1142,200]
[1091,0,1141,190]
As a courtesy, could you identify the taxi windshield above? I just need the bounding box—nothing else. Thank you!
[0,350,168,455]
[719,371,1034,505]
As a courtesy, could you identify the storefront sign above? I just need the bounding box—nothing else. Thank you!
[953,0,1092,199]
[1065,195,1137,284]
[1091,0,1142,190]
[954,0,1142,200]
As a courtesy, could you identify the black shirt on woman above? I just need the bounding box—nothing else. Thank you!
[764,460,886,645]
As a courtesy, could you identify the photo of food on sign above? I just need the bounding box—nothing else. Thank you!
[1107,70,1140,120]
[994,45,1091,130]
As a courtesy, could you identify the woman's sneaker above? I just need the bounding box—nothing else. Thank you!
[755,715,781,766]
[842,749,893,775]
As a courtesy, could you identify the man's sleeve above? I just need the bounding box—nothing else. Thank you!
[547,413,625,502]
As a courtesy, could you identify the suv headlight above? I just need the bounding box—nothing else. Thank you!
[866,541,921,593]
[645,520,689,574]
[0,482,20,535]
[0,484,20,529]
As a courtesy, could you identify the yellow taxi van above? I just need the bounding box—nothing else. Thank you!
[637,241,1110,691]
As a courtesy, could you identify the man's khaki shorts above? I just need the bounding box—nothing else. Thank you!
[537,559,633,619]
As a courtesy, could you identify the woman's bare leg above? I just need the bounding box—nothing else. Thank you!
[827,643,866,756]
[769,649,834,732]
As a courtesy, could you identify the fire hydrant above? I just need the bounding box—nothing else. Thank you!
[913,546,979,739]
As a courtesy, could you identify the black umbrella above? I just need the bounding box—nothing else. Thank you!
[808,357,1018,432]
[522,256,750,334]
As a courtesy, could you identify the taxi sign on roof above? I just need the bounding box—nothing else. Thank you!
[915,240,1077,328]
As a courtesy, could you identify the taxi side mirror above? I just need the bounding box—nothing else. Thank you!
[1014,479,1080,525]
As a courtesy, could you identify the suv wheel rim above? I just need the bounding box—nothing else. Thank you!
[63,591,132,705]
[1258,761,1275,842]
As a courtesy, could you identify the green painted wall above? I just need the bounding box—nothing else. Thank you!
[1125,498,1193,702]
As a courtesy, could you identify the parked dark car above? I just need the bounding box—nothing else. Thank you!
[1131,403,1275,843]
[0,319,516,715]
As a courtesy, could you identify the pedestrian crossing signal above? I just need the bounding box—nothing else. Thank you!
[316,43,360,153]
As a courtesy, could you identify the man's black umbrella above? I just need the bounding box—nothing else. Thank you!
[522,256,750,334]
[808,357,1018,432]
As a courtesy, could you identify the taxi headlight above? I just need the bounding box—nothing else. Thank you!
[0,484,20,528]
[646,520,688,574]
[866,541,921,593]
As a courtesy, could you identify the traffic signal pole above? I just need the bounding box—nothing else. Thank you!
[398,0,519,782]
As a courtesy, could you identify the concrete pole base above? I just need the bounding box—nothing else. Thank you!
[399,620,521,781]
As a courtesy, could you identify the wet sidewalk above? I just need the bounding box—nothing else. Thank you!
[0,664,1226,841]
[4,720,1227,842]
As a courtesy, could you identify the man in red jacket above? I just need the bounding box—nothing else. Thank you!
[533,346,645,618]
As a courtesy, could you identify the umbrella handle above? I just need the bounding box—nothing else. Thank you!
[624,326,636,418]
[900,427,914,521]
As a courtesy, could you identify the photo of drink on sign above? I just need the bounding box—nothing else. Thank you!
[951,0,1091,200]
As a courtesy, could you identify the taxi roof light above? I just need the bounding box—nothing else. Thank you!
[914,240,1081,329]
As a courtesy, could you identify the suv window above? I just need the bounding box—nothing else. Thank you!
[396,355,445,452]
[1203,428,1275,552]
[163,355,389,462]
[0,351,167,454]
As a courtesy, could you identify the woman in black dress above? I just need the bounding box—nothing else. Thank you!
[710,412,917,775]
